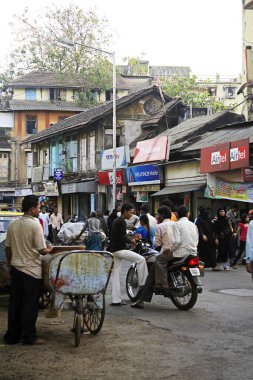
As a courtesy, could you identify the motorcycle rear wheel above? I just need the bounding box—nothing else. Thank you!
[126,266,141,301]
[170,271,198,311]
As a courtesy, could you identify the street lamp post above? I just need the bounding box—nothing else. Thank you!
[59,39,117,208]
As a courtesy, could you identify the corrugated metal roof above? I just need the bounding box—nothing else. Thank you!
[10,99,86,112]
[161,111,244,146]
[181,123,253,152]
[22,86,172,144]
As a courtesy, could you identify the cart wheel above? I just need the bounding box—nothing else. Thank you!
[83,294,105,335]
[74,313,81,347]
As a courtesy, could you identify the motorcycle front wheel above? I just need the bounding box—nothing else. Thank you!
[126,266,142,301]
[170,271,198,311]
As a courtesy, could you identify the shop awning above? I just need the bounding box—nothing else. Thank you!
[151,183,205,196]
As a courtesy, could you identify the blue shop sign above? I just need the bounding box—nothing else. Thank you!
[127,164,161,186]
[54,168,63,181]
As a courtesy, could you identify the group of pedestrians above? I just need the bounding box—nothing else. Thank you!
[4,194,253,346]
[195,204,251,271]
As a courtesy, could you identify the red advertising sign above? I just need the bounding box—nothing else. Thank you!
[200,142,230,173]
[200,139,250,173]
[230,138,249,170]
[242,168,253,182]
[98,170,125,185]
[133,136,169,164]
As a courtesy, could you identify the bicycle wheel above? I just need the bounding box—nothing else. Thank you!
[74,313,81,347]
[83,294,105,335]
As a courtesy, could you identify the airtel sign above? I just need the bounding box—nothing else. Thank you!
[200,139,249,173]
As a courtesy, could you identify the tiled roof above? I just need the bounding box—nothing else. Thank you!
[10,70,131,90]
[10,100,86,112]
[22,86,172,144]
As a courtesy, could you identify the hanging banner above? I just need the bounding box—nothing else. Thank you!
[205,176,253,202]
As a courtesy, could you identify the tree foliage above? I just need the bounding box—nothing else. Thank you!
[161,74,232,113]
[3,3,114,104]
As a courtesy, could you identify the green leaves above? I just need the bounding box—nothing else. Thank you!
[161,74,229,112]
[3,3,113,103]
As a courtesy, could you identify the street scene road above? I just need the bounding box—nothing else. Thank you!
[1,264,252,380]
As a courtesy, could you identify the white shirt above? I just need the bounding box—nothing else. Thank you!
[154,219,174,254]
[170,217,199,257]
[39,212,50,237]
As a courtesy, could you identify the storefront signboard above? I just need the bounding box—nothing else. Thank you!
[127,164,161,186]
[230,139,249,170]
[242,168,253,182]
[15,188,32,197]
[44,182,59,196]
[136,191,148,202]
[133,136,169,164]
[205,174,253,202]
[200,139,249,173]
[200,142,230,173]
[98,170,125,185]
[54,168,63,181]
[101,146,130,170]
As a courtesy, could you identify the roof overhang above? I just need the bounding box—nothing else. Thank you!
[151,183,205,196]
[244,1,253,9]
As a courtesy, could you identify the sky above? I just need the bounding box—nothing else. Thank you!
[0,0,242,77]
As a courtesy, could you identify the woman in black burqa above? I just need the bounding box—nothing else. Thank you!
[213,208,233,270]
[195,207,221,271]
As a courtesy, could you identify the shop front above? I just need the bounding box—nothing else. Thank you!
[152,160,206,218]
[200,138,253,215]
[126,163,162,213]
[97,169,126,211]
[61,180,97,221]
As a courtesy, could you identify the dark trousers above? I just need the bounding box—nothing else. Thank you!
[233,241,246,265]
[4,267,42,345]
[139,263,156,303]
[52,227,59,245]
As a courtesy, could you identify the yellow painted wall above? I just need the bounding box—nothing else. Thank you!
[12,111,77,139]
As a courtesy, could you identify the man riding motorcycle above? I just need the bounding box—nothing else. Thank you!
[131,205,199,309]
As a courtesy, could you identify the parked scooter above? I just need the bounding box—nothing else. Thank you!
[126,242,204,310]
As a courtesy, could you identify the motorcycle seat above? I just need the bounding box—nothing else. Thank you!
[167,254,193,267]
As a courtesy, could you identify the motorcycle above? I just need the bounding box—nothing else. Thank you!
[126,241,204,310]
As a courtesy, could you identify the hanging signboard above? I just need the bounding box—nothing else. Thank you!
[43,182,59,196]
[133,136,169,164]
[98,170,125,185]
[101,146,130,170]
[242,168,253,182]
[205,175,253,202]
[54,168,63,181]
[127,164,161,186]
[230,138,249,170]
[200,139,249,173]
[136,191,149,202]
[200,142,230,173]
